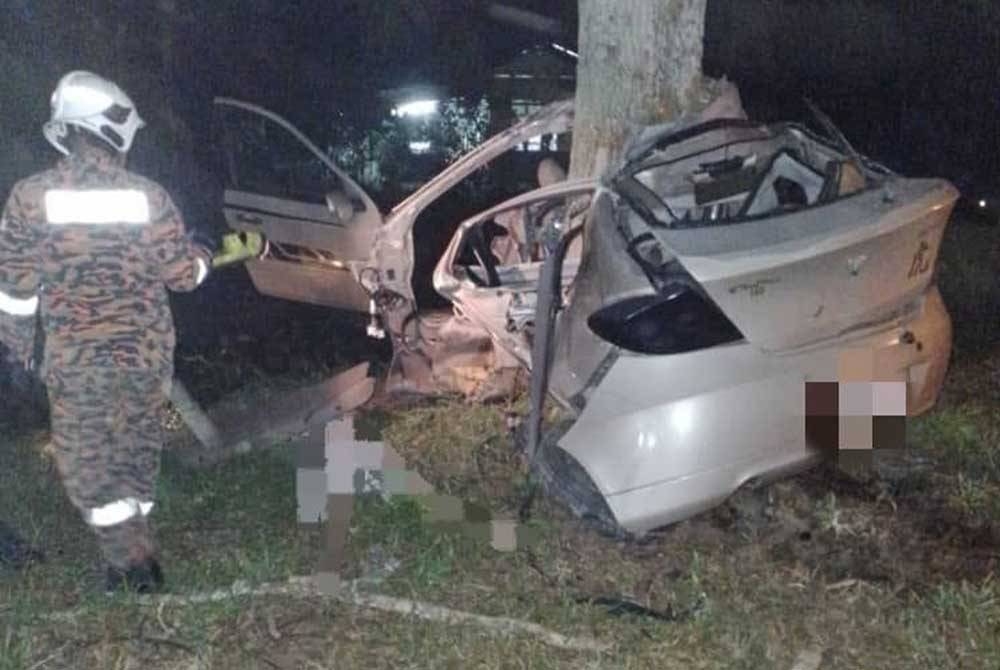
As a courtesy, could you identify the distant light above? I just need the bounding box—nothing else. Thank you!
[979,199,987,208]
[551,42,579,59]
[393,99,439,118]
[408,141,432,154]
[517,135,545,152]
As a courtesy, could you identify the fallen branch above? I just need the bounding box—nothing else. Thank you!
[345,589,610,652]
[36,576,611,653]
[265,609,282,641]
[824,578,859,592]
[139,635,197,655]
[25,642,70,670]
[155,600,176,637]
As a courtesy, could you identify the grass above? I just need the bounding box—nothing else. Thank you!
[2,214,999,668]
[13,387,999,669]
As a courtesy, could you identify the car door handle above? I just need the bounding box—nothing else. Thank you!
[235,212,264,226]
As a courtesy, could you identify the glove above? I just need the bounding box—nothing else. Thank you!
[212,231,265,269]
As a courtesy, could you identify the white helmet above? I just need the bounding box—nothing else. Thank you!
[42,71,145,156]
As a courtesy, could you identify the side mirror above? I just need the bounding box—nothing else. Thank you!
[325,191,356,224]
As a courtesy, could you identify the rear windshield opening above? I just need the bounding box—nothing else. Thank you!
[620,125,884,229]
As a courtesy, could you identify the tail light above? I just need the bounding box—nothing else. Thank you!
[587,285,743,355]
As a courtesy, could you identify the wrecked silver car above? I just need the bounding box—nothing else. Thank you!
[214,90,956,537]
[443,114,955,537]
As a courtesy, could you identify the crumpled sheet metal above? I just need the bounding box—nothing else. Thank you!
[385,310,522,401]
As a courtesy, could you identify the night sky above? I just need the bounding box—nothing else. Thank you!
[1,1,997,205]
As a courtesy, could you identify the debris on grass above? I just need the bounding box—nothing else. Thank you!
[573,593,705,622]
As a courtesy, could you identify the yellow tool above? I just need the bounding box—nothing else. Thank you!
[212,231,265,268]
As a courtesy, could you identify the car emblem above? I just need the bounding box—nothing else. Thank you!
[847,254,868,276]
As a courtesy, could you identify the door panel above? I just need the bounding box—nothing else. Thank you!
[223,191,372,260]
[214,98,382,311]
[244,257,370,312]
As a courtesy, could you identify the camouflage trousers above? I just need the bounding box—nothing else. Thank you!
[45,366,169,569]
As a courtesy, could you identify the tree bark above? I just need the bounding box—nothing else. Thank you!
[569,0,709,179]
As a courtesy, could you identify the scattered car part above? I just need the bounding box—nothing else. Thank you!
[170,362,374,465]
[168,378,225,451]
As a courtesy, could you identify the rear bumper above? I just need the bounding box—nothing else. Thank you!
[546,284,953,536]
[904,285,952,416]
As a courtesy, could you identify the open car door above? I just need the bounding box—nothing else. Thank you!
[214,98,383,312]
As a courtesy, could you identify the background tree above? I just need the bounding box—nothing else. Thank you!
[569,0,710,179]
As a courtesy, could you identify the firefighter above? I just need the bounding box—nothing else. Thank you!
[0,71,212,592]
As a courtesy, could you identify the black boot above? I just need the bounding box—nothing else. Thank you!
[105,557,165,594]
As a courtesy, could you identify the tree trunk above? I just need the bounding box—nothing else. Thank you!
[569,0,709,179]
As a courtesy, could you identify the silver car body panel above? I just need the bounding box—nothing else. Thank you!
[531,116,957,536]
[551,285,952,535]
[647,178,954,353]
